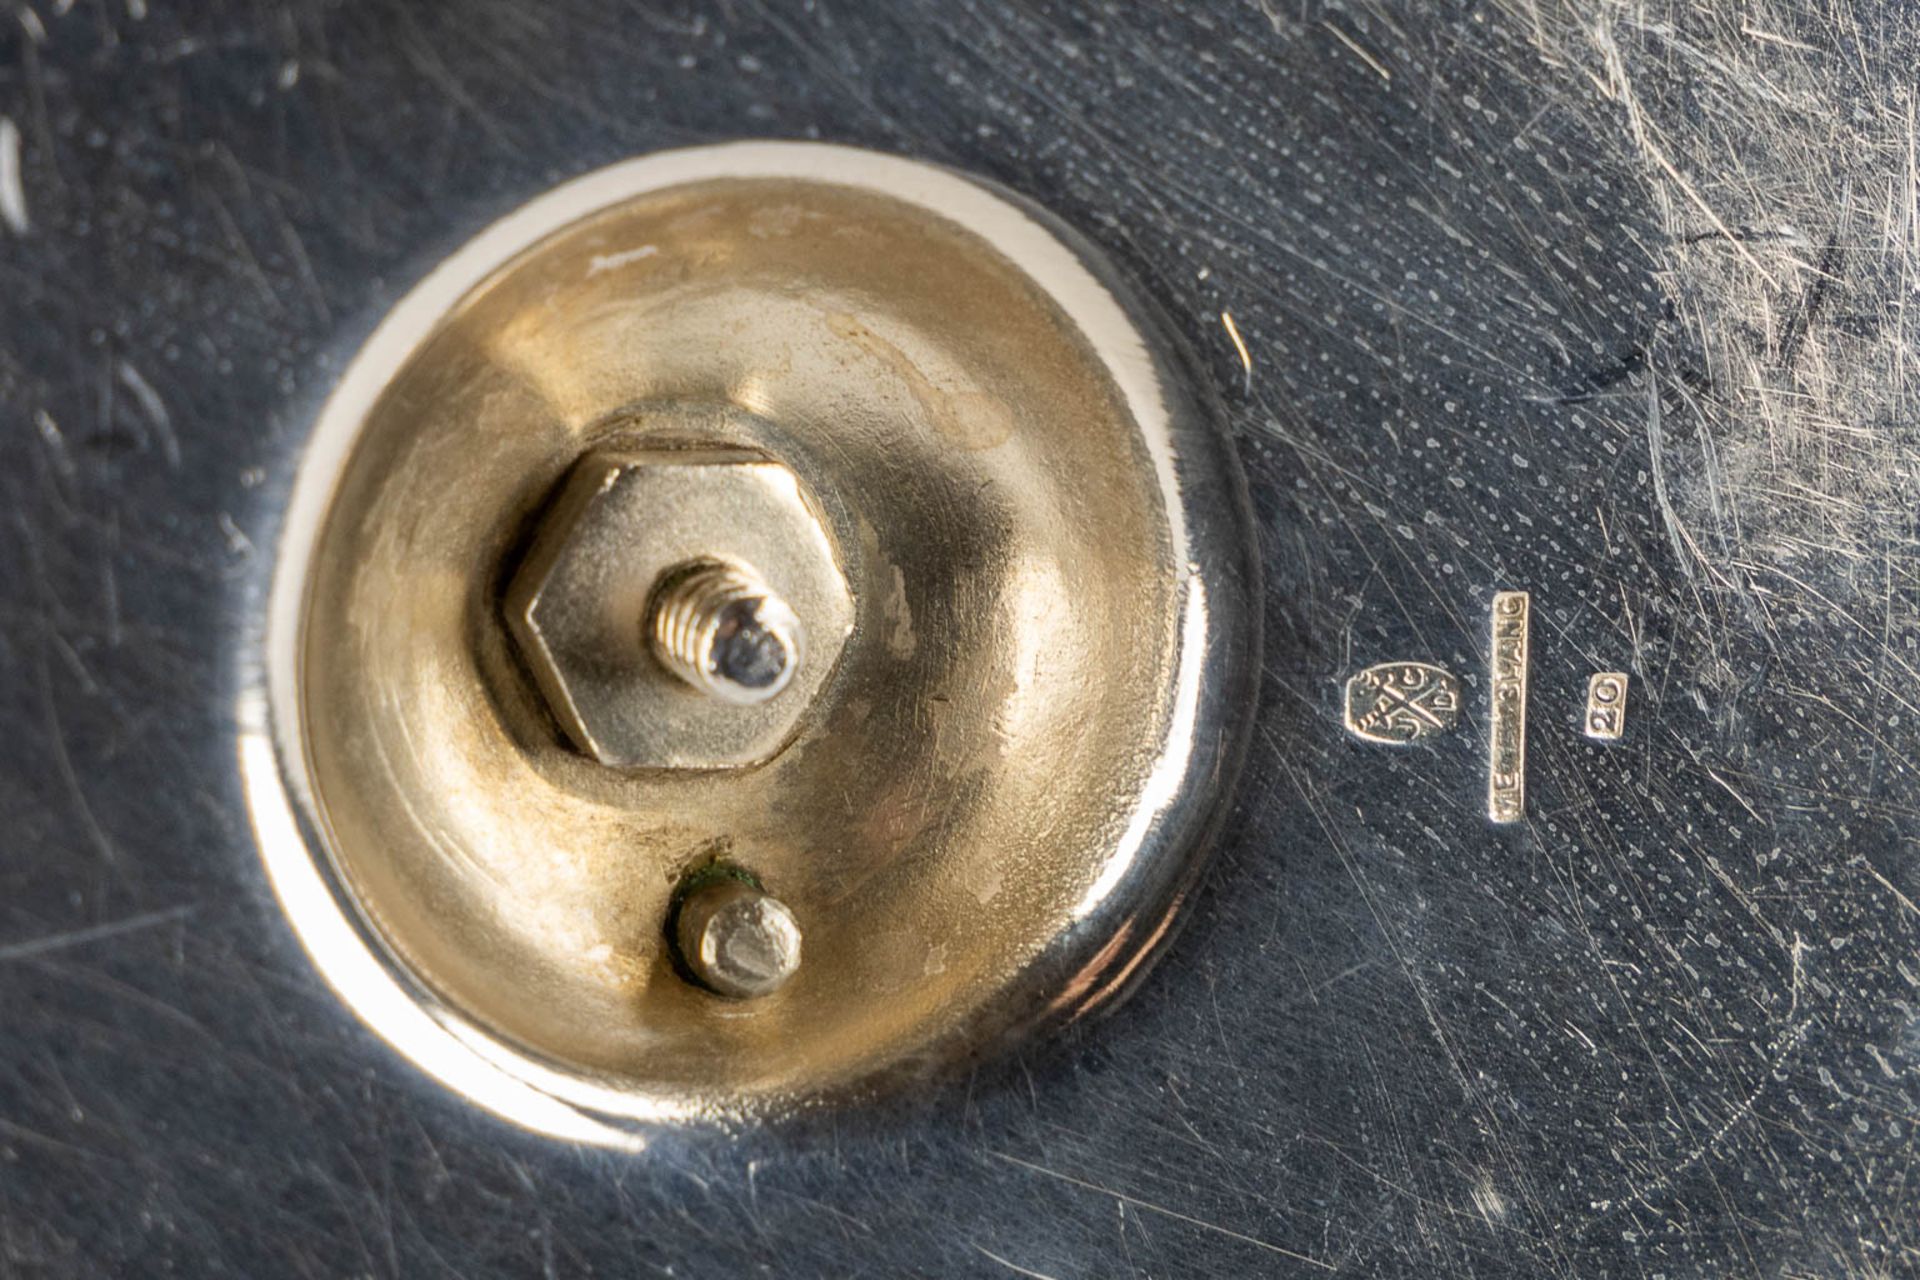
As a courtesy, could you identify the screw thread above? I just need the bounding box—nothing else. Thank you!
[648,561,800,705]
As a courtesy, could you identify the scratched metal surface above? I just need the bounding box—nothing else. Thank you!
[3,1,1918,1276]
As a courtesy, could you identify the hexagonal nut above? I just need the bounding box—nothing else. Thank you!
[505,447,855,769]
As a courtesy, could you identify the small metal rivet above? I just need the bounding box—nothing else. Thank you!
[672,875,803,1000]
[649,561,803,706]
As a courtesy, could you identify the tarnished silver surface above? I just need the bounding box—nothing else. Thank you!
[5,2,1919,1276]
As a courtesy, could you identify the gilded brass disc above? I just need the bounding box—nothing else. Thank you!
[252,143,1258,1133]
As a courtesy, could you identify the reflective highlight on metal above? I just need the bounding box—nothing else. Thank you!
[1488,590,1531,823]
[244,142,1259,1134]
[1585,671,1628,741]
[1342,661,1461,744]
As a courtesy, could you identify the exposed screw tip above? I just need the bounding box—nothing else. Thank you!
[649,561,802,705]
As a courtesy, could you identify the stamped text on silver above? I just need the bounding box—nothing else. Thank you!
[1344,661,1462,744]
[1487,591,1530,822]
[1585,671,1627,740]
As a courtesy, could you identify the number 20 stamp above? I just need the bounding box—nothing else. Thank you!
[1585,672,1628,741]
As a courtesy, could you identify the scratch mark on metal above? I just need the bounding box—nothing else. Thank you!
[1740,23,1822,53]
[0,906,196,964]
[1704,767,1761,822]
[0,1117,106,1163]
[1469,1173,1512,1227]
[0,117,27,235]
[116,360,182,468]
[1584,17,1781,288]
[1221,309,1252,392]
[1850,854,1920,921]
[1321,20,1391,81]
[219,513,255,555]
[972,1245,1061,1280]
[992,1152,1336,1270]
[587,244,660,276]
[1626,937,1812,1206]
[34,410,75,479]
[41,649,120,868]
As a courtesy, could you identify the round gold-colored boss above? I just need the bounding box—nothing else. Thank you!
[248,142,1259,1138]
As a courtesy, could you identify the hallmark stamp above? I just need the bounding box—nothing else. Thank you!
[1487,591,1530,823]
[1343,661,1461,744]
[1585,672,1627,740]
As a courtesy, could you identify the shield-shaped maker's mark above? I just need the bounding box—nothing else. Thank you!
[1344,662,1461,744]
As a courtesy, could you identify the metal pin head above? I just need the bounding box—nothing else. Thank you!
[672,874,803,1000]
